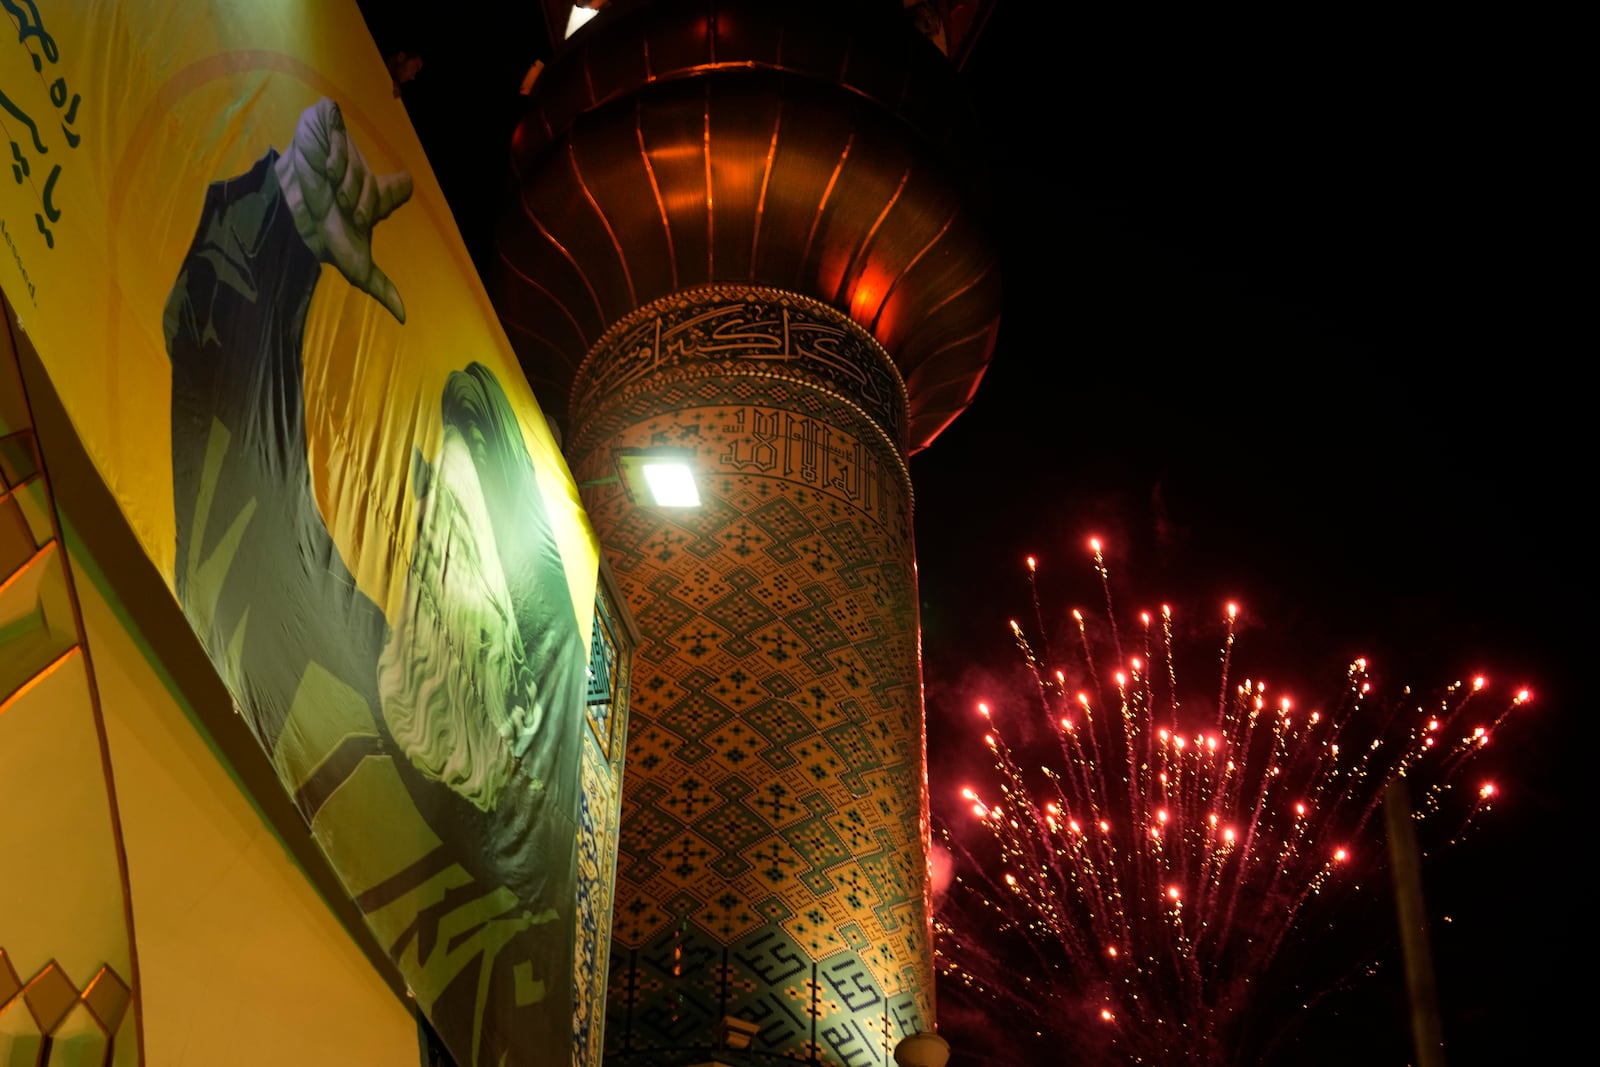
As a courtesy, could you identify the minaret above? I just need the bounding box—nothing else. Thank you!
[493,2,1000,1062]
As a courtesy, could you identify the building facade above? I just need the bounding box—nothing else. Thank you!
[0,3,997,1065]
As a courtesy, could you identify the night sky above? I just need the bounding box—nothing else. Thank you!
[914,6,1577,1065]
[369,3,1579,1063]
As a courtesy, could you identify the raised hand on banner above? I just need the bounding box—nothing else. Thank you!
[274,97,413,323]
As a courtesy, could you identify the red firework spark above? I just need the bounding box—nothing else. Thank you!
[934,541,1531,1065]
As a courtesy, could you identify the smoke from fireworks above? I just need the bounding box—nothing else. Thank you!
[933,541,1531,1065]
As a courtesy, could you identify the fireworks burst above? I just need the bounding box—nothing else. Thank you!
[933,541,1532,1065]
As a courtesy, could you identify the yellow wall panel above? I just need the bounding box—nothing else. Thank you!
[0,653,130,991]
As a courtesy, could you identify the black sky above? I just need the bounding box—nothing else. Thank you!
[913,6,1579,1065]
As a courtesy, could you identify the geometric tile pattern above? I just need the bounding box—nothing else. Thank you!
[586,582,625,761]
[0,948,133,1053]
[570,289,934,1064]
[0,423,77,707]
[573,579,633,1067]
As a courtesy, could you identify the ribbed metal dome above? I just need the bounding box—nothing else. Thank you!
[493,0,1002,452]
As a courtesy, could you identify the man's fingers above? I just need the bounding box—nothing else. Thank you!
[321,103,347,187]
[353,166,379,229]
[282,96,411,327]
[293,99,333,173]
[288,145,335,221]
[372,172,414,224]
[366,262,406,325]
[306,96,340,129]
[335,138,363,214]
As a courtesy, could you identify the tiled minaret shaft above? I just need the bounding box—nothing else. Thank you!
[494,4,1001,1062]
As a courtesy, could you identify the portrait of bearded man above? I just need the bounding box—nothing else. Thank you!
[164,96,588,1066]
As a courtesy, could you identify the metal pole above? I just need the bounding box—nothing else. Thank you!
[1384,778,1446,1067]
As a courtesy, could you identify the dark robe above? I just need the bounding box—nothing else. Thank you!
[164,148,587,1066]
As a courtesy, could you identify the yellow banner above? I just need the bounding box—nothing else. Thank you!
[2,3,599,1064]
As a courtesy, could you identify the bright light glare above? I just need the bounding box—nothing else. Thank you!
[565,4,600,38]
[641,462,699,507]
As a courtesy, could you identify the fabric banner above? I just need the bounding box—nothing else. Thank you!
[0,4,599,1064]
